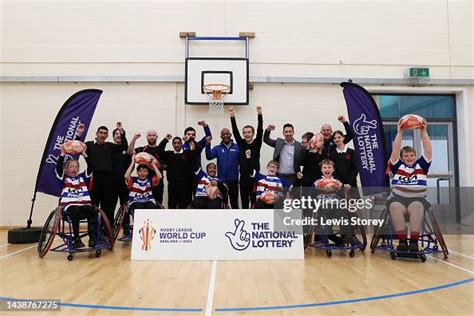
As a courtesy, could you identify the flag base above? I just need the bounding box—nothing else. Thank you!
[8,227,42,244]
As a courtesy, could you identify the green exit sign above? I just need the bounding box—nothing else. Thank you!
[409,67,430,78]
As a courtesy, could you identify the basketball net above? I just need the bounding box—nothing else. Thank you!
[203,83,230,115]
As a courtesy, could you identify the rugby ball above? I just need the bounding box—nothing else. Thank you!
[309,133,324,150]
[316,178,341,192]
[206,185,220,200]
[259,191,277,204]
[63,140,86,155]
[399,114,426,130]
[135,152,154,165]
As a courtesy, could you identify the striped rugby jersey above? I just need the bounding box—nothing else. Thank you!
[390,155,431,197]
[195,169,223,199]
[251,171,290,200]
[56,171,92,209]
[127,176,158,205]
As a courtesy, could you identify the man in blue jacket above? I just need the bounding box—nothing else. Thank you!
[206,128,240,209]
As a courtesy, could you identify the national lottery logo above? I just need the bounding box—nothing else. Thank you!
[225,218,297,251]
[225,219,251,251]
[139,219,156,251]
[353,114,378,136]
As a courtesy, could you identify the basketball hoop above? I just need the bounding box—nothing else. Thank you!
[203,83,230,115]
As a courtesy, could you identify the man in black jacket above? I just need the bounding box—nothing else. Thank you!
[320,115,354,154]
[158,134,195,209]
[229,106,263,208]
[76,122,128,226]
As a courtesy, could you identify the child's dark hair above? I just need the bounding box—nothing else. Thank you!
[400,146,416,157]
[97,126,108,132]
[64,159,79,170]
[267,160,279,168]
[332,130,344,137]
[136,164,148,172]
[319,159,335,168]
[172,136,182,143]
[302,132,314,141]
[206,162,217,171]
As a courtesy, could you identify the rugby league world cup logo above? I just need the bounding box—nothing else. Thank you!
[139,219,156,251]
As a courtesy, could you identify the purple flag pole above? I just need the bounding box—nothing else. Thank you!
[340,82,388,193]
[29,89,102,228]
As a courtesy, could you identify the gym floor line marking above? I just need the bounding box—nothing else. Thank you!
[449,250,474,260]
[205,260,218,316]
[214,277,474,312]
[0,245,36,260]
[0,297,202,313]
[430,257,474,275]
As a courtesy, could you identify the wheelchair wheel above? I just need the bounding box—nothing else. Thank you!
[38,208,60,258]
[113,205,127,242]
[370,208,389,253]
[67,254,73,261]
[349,249,355,257]
[97,208,114,250]
[427,208,449,259]
[390,251,396,260]
[420,253,426,262]
[326,249,332,258]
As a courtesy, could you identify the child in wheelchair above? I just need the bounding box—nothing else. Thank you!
[56,143,97,249]
[122,156,163,238]
[245,149,291,209]
[312,159,356,247]
[192,162,229,209]
[387,119,432,253]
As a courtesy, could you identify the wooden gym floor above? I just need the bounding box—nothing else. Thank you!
[0,230,473,316]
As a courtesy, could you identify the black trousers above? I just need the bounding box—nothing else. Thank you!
[123,201,158,229]
[90,173,116,227]
[168,183,193,209]
[152,180,164,204]
[112,177,129,209]
[225,180,239,209]
[192,196,224,209]
[64,205,97,240]
[240,175,256,209]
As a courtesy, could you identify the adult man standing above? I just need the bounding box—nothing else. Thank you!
[182,120,212,165]
[206,128,240,209]
[264,123,304,187]
[229,106,263,209]
[76,122,128,226]
[320,115,354,154]
[127,130,164,204]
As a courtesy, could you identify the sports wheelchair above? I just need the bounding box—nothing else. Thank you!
[38,206,113,260]
[304,210,367,258]
[116,202,164,242]
[370,207,448,262]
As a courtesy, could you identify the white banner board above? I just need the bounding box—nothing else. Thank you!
[131,209,303,260]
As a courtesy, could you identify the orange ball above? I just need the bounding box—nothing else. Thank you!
[399,114,426,130]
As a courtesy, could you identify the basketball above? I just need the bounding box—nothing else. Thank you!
[317,178,341,192]
[399,114,426,130]
[259,191,277,204]
[309,133,324,150]
[206,185,220,200]
[62,140,86,155]
[134,152,154,165]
